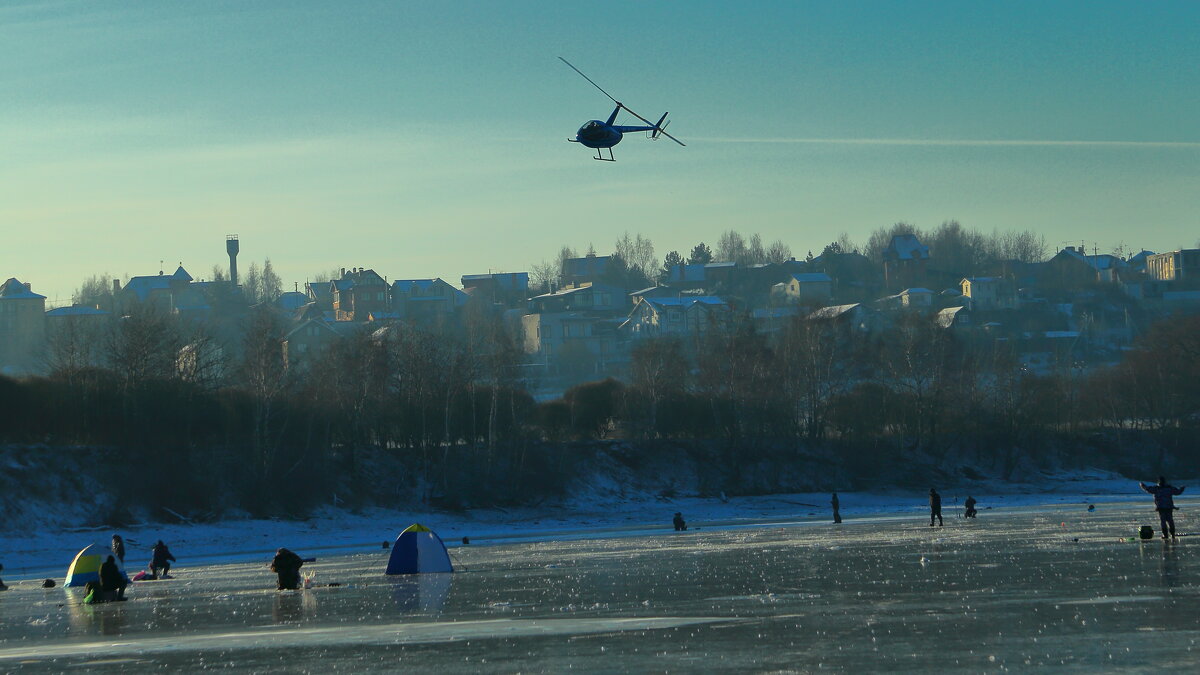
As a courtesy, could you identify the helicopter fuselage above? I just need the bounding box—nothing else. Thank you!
[575,120,623,148]
[574,105,659,149]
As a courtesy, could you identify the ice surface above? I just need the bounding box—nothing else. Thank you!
[2,501,1199,672]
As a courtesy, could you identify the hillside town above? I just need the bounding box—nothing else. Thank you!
[4,227,1198,398]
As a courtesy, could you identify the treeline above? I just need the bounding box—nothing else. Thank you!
[4,307,1198,517]
[529,220,1049,297]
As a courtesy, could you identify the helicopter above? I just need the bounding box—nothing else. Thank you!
[560,57,685,161]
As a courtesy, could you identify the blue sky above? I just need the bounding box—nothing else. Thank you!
[2,1,1198,304]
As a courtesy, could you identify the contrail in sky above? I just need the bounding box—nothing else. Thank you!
[695,137,1200,148]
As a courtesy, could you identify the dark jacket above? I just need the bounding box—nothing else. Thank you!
[965,497,976,509]
[1141,483,1185,510]
[111,536,125,562]
[152,543,175,566]
[929,492,941,510]
[99,559,124,591]
[271,549,304,589]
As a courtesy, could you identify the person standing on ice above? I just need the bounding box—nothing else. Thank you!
[1140,476,1185,540]
[111,534,126,563]
[929,488,943,527]
[831,493,842,523]
[964,496,977,518]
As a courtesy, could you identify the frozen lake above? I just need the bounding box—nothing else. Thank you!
[2,502,1199,672]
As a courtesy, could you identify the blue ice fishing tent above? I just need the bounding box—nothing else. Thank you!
[385,523,453,575]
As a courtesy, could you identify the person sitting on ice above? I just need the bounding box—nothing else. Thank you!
[1140,476,1186,540]
[99,555,128,600]
[964,496,977,518]
[673,512,687,531]
[270,548,305,590]
[150,540,176,579]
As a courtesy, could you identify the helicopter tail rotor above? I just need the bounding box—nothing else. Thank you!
[650,112,669,140]
[648,112,685,147]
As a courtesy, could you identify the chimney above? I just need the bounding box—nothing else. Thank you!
[113,279,121,294]
[341,268,346,278]
[226,234,240,286]
[24,282,31,292]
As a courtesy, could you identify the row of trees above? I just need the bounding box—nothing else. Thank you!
[864,221,1048,272]
[552,311,1200,469]
[530,221,1048,297]
[7,301,1198,515]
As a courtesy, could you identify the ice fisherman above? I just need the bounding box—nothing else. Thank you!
[929,488,943,527]
[270,548,304,590]
[964,496,977,519]
[111,534,125,563]
[831,493,842,524]
[99,555,128,600]
[1140,476,1186,540]
[150,540,175,579]
[673,512,687,531]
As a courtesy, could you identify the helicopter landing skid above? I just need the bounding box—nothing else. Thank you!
[593,148,615,162]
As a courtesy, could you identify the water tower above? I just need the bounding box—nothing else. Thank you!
[226,234,239,286]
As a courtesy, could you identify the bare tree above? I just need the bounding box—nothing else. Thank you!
[715,230,747,263]
[105,303,182,387]
[261,258,282,303]
[73,274,118,312]
[243,262,262,304]
[765,239,793,264]
[529,260,557,294]
[45,315,104,377]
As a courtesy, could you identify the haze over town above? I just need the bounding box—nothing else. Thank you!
[2,1,1198,305]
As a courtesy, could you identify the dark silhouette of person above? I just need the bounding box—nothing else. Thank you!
[111,534,126,563]
[964,496,977,518]
[929,488,943,527]
[1140,476,1186,539]
[271,548,304,590]
[0,563,8,591]
[673,512,687,531]
[99,555,127,600]
[831,493,842,523]
[150,540,175,579]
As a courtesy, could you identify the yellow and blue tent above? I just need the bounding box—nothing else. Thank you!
[65,544,127,587]
[385,524,453,575]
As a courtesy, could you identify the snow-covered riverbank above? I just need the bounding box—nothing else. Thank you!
[0,469,1170,581]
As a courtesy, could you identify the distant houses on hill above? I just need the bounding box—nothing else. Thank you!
[4,235,1200,395]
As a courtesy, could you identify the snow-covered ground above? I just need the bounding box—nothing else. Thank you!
[3,491,1200,672]
[0,469,1169,580]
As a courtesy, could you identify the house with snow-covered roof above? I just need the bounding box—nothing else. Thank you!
[390,278,467,323]
[779,272,833,305]
[113,265,215,317]
[461,272,529,308]
[882,234,929,291]
[623,295,731,338]
[960,277,1018,311]
[330,268,388,321]
[529,282,627,315]
[0,277,47,373]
